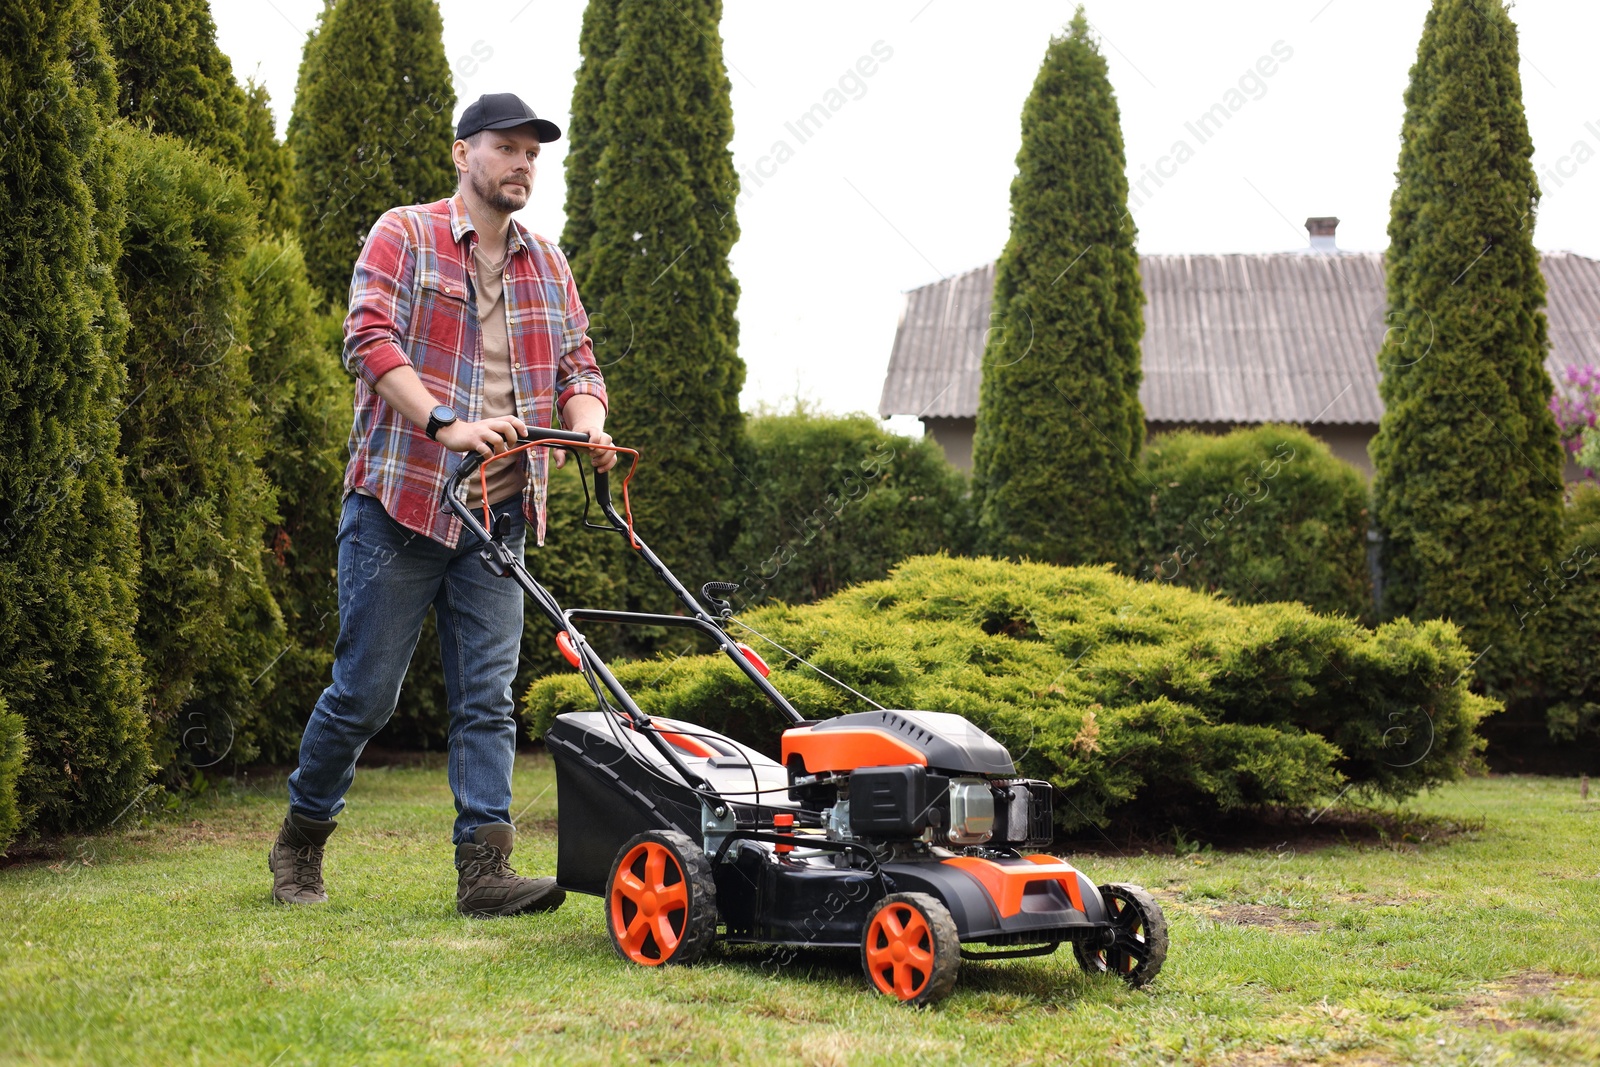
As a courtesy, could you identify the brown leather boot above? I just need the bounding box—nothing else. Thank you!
[268,812,337,904]
[455,822,566,917]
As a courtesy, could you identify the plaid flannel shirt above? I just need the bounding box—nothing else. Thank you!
[342,194,607,548]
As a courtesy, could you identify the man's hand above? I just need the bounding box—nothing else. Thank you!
[556,422,616,473]
[560,394,616,473]
[436,415,528,457]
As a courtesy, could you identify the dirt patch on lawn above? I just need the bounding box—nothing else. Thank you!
[1343,893,1425,905]
[1448,971,1574,1033]
[1207,902,1323,934]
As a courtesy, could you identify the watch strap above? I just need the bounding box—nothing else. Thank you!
[425,407,456,441]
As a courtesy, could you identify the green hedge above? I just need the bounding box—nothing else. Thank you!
[525,555,1494,830]
[725,411,973,611]
[1515,485,1600,742]
[1136,425,1372,620]
[1,2,152,835]
[114,125,284,771]
[0,697,25,853]
[241,242,350,763]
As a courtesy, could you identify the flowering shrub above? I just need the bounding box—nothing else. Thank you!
[1577,426,1600,476]
[1549,363,1600,476]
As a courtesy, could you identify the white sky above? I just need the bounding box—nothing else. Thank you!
[214,1,1600,428]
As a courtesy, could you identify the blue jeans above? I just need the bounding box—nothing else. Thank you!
[289,492,527,844]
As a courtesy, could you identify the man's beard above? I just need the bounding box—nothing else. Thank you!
[470,169,528,213]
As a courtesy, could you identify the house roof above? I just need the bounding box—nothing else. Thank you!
[878,251,1600,426]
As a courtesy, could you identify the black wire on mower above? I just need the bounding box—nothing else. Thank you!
[723,618,888,712]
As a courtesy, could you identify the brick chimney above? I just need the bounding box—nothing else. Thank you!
[1305,216,1339,254]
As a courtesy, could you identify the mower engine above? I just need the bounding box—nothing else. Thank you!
[782,710,1054,851]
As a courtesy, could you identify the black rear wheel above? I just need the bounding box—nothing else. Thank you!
[1074,882,1167,987]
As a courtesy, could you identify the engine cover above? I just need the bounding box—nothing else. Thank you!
[782,709,1017,776]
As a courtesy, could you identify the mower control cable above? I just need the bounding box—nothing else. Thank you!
[722,618,888,712]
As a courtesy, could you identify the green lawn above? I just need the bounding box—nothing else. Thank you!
[3,759,1598,1066]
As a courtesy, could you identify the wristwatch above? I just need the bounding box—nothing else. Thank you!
[425,404,458,441]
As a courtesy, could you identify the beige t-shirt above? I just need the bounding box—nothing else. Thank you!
[463,240,525,508]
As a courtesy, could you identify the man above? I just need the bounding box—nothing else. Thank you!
[269,93,616,916]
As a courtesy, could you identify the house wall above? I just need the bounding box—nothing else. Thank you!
[922,417,975,471]
[1313,424,1376,474]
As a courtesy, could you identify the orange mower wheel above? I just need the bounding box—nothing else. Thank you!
[605,829,716,967]
[860,892,960,1006]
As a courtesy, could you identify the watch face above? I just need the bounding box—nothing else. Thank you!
[431,405,457,425]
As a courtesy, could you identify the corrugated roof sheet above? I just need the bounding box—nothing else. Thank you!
[878,251,1600,425]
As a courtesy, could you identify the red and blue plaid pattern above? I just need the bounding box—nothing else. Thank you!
[342,194,607,547]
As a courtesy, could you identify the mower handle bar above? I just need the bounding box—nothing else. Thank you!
[443,430,621,528]
[437,430,808,734]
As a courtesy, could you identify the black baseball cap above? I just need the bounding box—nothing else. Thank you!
[455,93,561,143]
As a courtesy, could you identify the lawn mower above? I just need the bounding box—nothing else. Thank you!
[445,434,1169,1005]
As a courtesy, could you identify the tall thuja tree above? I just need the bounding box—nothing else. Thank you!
[0,0,151,831]
[239,239,350,762]
[110,2,301,239]
[570,0,745,615]
[561,0,619,264]
[106,0,248,167]
[114,125,284,769]
[391,0,456,188]
[1370,0,1563,688]
[289,0,456,305]
[240,78,300,235]
[238,81,349,762]
[971,10,1144,568]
